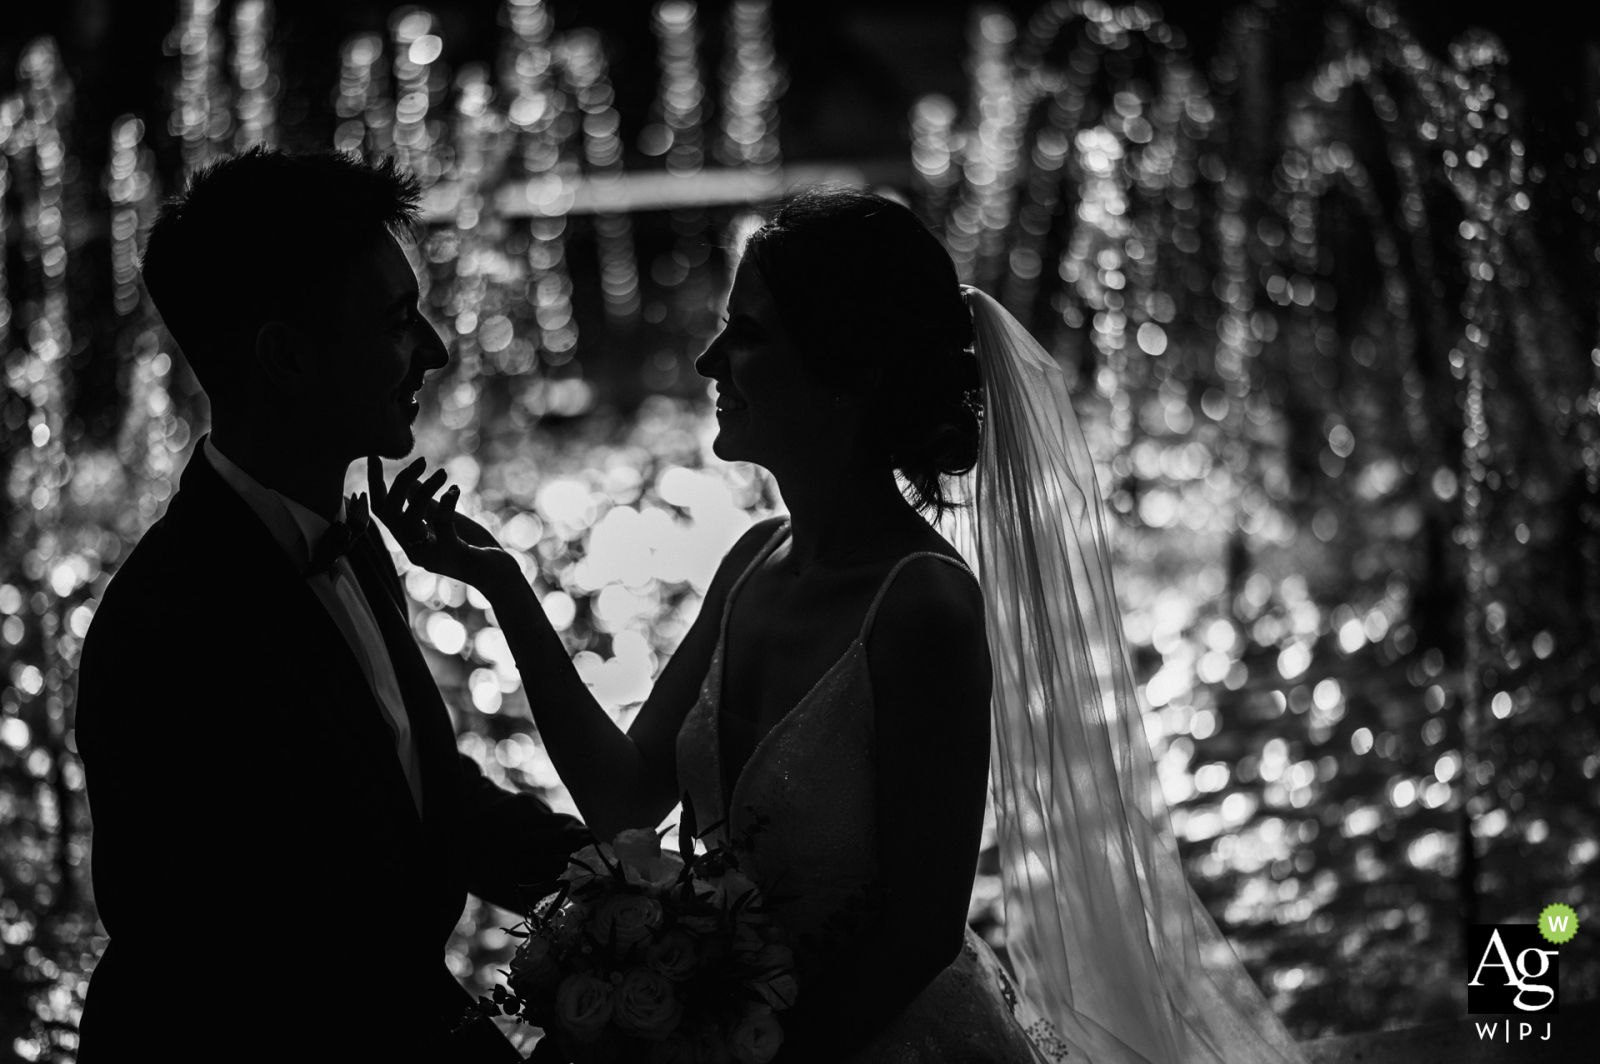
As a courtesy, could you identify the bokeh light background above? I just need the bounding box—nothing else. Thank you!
[2,0,1599,1058]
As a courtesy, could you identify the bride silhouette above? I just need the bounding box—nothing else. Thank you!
[376,187,1305,1063]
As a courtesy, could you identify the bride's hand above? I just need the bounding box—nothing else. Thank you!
[367,456,519,593]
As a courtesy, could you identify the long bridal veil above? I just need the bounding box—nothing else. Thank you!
[950,286,1306,1064]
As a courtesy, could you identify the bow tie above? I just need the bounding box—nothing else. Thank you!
[304,494,371,577]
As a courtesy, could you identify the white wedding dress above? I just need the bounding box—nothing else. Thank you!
[674,287,1306,1064]
[676,522,1059,1062]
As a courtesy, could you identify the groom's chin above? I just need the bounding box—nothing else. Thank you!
[368,420,418,462]
[375,434,415,462]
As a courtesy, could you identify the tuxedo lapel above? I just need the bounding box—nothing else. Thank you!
[80,443,497,1058]
[172,443,423,835]
[345,533,466,844]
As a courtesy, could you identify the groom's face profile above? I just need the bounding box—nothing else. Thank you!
[292,232,449,460]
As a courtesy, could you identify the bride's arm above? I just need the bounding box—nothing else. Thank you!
[371,457,781,840]
[781,560,993,1060]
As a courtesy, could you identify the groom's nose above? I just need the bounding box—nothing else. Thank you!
[416,315,450,373]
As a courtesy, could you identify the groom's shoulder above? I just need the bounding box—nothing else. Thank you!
[77,524,185,718]
[98,503,201,599]
[90,475,234,633]
[85,522,186,648]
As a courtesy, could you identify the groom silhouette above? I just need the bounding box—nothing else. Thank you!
[75,149,589,1061]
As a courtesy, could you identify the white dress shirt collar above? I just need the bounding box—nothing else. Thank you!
[205,437,347,570]
[203,436,425,816]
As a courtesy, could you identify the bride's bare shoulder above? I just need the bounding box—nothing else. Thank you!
[864,550,991,743]
[705,515,788,595]
[867,548,987,668]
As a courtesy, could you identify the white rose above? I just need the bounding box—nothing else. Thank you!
[597,892,664,950]
[549,900,592,949]
[644,929,699,980]
[612,827,662,865]
[630,851,687,891]
[510,934,564,996]
[554,972,614,1044]
[727,1005,783,1064]
[612,967,684,1040]
[612,828,688,889]
[561,842,619,896]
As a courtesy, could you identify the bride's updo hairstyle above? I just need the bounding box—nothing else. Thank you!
[741,186,981,518]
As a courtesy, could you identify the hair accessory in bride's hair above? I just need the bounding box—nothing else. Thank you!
[741,186,980,517]
[954,284,986,433]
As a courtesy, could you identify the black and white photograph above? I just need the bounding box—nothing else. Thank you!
[0,0,1596,1061]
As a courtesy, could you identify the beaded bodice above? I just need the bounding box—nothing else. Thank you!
[675,523,972,957]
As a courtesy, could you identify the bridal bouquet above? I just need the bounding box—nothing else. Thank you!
[470,826,798,1064]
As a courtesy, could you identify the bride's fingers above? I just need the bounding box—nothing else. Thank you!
[382,457,428,522]
[435,485,462,546]
[366,455,388,510]
[392,457,427,498]
[403,469,449,520]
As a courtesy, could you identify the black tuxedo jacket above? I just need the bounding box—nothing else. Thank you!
[75,443,590,1061]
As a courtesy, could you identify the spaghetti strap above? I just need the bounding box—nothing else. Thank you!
[720,519,791,641]
[859,551,976,643]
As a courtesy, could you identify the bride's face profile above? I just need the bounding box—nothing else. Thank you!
[695,259,846,472]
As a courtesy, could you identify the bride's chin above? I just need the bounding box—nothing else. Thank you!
[709,432,745,463]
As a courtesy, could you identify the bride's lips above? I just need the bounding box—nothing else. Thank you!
[715,390,748,415]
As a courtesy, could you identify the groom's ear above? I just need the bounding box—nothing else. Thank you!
[253,320,311,391]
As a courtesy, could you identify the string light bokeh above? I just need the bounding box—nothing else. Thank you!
[1,0,1598,1058]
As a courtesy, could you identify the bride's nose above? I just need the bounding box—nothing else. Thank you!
[694,334,727,379]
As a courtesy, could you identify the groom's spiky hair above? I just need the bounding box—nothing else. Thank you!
[141,148,421,405]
